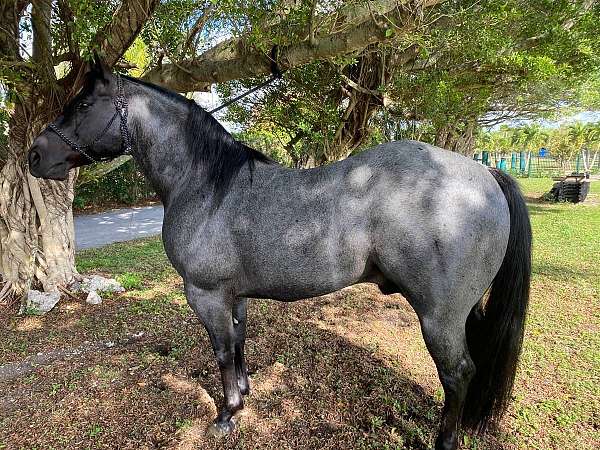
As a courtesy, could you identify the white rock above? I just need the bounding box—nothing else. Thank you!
[86,291,102,305]
[80,275,125,294]
[21,290,61,315]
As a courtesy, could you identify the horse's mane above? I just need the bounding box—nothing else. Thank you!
[123,75,274,197]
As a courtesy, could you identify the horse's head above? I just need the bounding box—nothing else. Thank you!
[28,54,130,180]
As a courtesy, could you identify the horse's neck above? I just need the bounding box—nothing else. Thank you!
[127,90,196,205]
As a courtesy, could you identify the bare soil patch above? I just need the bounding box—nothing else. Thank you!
[0,281,504,450]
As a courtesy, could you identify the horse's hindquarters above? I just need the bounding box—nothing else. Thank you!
[372,169,510,317]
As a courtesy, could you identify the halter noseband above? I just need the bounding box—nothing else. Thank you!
[48,74,132,163]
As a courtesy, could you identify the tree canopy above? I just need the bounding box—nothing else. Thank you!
[2,1,600,161]
[214,1,600,160]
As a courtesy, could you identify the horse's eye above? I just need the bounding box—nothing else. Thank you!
[78,102,91,109]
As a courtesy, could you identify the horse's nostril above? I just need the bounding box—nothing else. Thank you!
[29,148,41,168]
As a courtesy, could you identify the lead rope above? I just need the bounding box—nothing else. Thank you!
[208,75,280,114]
[208,46,283,114]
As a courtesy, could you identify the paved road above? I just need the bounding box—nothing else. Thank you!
[74,205,164,250]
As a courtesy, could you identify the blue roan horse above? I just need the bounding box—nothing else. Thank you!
[28,57,531,450]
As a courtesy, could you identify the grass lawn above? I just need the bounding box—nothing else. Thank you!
[0,178,598,449]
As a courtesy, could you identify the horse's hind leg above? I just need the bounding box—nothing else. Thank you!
[233,298,250,395]
[418,308,475,450]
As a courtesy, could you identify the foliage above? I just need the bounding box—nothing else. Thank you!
[123,38,150,77]
[74,160,155,210]
[548,127,577,162]
[225,61,343,166]
[3,0,599,167]
[217,1,600,160]
[477,121,600,159]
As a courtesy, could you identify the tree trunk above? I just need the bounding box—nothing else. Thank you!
[0,99,77,300]
[324,45,420,163]
[0,0,158,305]
[434,122,477,156]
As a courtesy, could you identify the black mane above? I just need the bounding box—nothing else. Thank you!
[123,75,274,197]
[185,104,274,190]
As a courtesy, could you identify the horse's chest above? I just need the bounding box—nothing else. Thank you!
[162,222,239,285]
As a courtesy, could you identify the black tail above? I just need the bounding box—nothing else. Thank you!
[463,168,532,432]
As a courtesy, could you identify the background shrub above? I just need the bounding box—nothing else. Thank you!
[74,160,155,210]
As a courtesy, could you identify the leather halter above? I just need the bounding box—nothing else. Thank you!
[47,74,132,163]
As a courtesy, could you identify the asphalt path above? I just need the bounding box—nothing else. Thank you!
[74,205,164,250]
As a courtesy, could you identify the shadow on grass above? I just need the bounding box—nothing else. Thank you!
[527,204,564,216]
[524,195,549,204]
[533,261,597,284]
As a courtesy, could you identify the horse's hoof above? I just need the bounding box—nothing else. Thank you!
[434,433,457,450]
[206,419,235,437]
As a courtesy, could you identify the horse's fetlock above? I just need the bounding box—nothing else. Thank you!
[227,396,244,413]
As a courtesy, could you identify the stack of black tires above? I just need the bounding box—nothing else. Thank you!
[549,174,590,203]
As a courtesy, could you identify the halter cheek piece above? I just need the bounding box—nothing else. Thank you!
[47,74,132,163]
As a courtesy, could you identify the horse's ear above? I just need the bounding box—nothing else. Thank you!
[89,50,110,82]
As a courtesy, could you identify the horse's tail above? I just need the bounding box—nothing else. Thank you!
[462,168,532,432]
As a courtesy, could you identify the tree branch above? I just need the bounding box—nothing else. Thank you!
[31,0,55,83]
[143,0,445,92]
[56,0,79,64]
[93,0,160,68]
[180,4,214,56]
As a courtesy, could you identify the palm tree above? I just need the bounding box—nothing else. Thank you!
[584,123,600,171]
[521,124,545,153]
[509,127,526,152]
[568,122,587,151]
[550,128,576,168]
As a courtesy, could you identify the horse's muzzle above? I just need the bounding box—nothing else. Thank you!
[28,146,69,180]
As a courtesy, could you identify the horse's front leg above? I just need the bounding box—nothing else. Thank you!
[233,297,250,395]
[186,283,243,435]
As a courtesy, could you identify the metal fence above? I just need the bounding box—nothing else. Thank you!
[473,150,600,177]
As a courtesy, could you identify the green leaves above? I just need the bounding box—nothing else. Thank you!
[123,38,149,77]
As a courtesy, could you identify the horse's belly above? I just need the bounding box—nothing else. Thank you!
[239,231,371,300]
[240,273,361,301]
